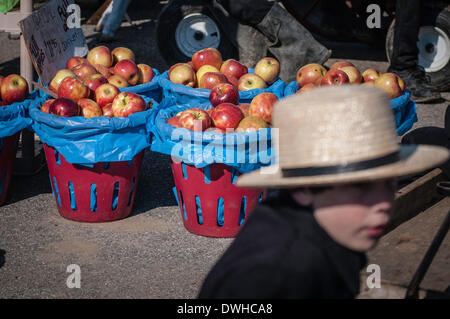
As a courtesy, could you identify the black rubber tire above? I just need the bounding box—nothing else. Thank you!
[156,0,237,67]
[386,6,450,92]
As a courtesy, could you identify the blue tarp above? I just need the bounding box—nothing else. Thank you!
[158,68,286,106]
[29,95,157,165]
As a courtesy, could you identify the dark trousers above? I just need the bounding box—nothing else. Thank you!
[390,0,421,70]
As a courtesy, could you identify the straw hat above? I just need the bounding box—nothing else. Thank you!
[237,85,450,188]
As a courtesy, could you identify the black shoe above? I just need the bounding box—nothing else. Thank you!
[388,66,441,103]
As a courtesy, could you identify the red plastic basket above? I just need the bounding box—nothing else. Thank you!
[44,144,144,222]
[0,134,18,206]
[171,161,266,238]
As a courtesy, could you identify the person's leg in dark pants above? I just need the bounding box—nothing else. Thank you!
[388,0,441,102]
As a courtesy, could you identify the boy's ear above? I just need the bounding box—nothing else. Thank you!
[290,189,314,207]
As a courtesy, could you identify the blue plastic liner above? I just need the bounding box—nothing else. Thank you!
[0,91,37,138]
[30,94,157,165]
[148,97,274,173]
[283,81,417,135]
[39,68,162,102]
[158,68,286,106]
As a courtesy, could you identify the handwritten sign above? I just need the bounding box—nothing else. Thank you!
[19,0,88,86]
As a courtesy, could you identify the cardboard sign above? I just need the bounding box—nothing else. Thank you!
[19,0,88,86]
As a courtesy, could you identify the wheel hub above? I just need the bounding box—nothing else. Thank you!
[175,13,221,58]
[418,26,450,72]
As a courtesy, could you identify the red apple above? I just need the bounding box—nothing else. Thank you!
[237,73,267,91]
[49,97,80,117]
[249,92,278,124]
[101,103,114,118]
[209,83,239,107]
[78,98,103,118]
[211,103,244,130]
[71,63,98,81]
[374,73,405,99]
[297,83,316,94]
[199,72,229,90]
[49,69,77,93]
[137,64,155,84]
[169,64,196,87]
[196,65,220,85]
[236,115,269,132]
[111,92,146,117]
[191,47,223,71]
[83,74,108,94]
[296,63,327,87]
[113,59,139,85]
[178,108,211,131]
[220,59,248,81]
[254,57,280,85]
[94,64,113,79]
[362,68,382,83]
[87,46,113,68]
[237,103,250,117]
[95,83,120,107]
[57,77,90,101]
[320,69,350,86]
[0,74,29,104]
[108,75,129,88]
[40,99,55,113]
[111,47,135,64]
[167,115,181,127]
[206,108,214,118]
[338,66,362,84]
[66,56,89,70]
[330,61,355,70]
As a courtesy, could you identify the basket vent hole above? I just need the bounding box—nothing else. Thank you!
[217,197,224,227]
[90,184,97,212]
[53,177,62,206]
[195,195,203,225]
[239,196,247,226]
[127,177,136,206]
[112,182,119,210]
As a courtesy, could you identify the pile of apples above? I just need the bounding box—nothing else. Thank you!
[166,85,278,133]
[44,45,154,118]
[0,74,29,106]
[296,61,406,99]
[168,47,280,91]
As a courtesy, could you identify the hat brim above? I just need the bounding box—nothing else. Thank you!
[237,145,450,189]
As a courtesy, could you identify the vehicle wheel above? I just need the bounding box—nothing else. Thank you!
[386,7,450,92]
[156,0,237,67]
